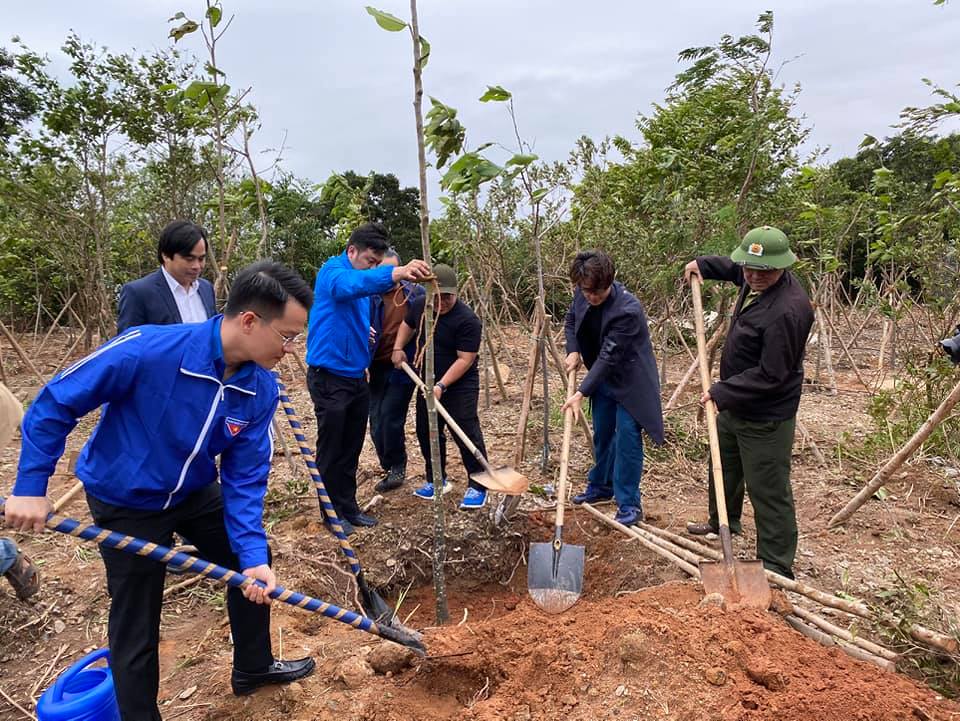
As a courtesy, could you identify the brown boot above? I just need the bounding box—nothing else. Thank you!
[686,522,718,537]
[4,551,39,601]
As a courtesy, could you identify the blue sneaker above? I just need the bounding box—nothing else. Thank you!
[459,487,487,510]
[413,479,451,500]
[614,505,644,526]
[572,486,614,505]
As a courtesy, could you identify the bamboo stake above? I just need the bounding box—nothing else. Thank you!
[37,292,77,356]
[784,616,896,672]
[513,312,543,468]
[665,324,724,410]
[0,319,46,385]
[544,327,594,456]
[829,376,960,528]
[796,420,827,467]
[818,296,871,390]
[52,481,84,513]
[791,604,898,661]
[815,304,838,396]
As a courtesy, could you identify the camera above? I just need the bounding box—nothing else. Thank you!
[939,325,960,365]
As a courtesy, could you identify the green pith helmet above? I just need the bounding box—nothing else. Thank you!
[433,263,458,293]
[730,226,797,269]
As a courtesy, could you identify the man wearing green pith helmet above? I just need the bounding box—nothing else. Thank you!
[682,226,814,579]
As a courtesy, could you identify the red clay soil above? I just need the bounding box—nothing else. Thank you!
[211,581,958,721]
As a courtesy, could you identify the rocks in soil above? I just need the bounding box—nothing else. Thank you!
[618,631,649,666]
[699,592,726,610]
[745,656,788,691]
[704,667,727,686]
[335,655,374,689]
[368,641,416,675]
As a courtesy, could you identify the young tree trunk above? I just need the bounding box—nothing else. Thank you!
[409,0,448,625]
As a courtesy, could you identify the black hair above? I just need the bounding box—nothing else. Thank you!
[158,220,207,264]
[347,222,390,253]
[569,250,615,290]
[224,260,313,321]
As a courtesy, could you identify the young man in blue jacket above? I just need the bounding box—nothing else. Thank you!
[306,223,430,531]
[5,261,316,720]
[561,250,664,526]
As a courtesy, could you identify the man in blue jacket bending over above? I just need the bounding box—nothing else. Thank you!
[306,223,430,532]
[4,261,316,720]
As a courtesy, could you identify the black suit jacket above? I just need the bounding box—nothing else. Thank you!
[564,282,665,445]
[116,268,216,334]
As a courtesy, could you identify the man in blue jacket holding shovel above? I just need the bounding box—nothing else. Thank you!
[306,223,431,532]
[5,261,316,720]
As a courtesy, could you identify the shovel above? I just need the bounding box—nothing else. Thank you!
[0,496,426,654]
[527,369,584,613]
[274,374,398,626]
[400,362,527,494]
[690,275,771,610]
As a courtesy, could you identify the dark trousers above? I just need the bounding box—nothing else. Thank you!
[368,361,415,472]
[87,484,272,721]
[307,366,369,517]
[707,410,798,578]
[585,383,644,510]
[415,385,486,490]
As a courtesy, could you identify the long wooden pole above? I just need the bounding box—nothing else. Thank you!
[0,319,46,385]
[829,375,960,528]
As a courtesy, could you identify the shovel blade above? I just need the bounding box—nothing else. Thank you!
[471,466,528,495]
[527,540,585,614]
[699,558,771,610]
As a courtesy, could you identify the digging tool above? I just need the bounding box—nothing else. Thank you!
[274,374,398,625]
[690,275,771,610]
[400,361,527,494]
[0,496,426,654]
[527,369,584,613]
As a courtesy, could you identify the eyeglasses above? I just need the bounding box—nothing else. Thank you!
[249,312,303,347]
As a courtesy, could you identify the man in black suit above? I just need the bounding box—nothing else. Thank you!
[561,250,664,527]
[117,220,217,333]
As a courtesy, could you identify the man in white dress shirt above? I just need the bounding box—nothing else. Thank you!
[117,220,217,334]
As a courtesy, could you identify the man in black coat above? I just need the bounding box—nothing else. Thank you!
[683,226,814,579]
[117,220,216,333]
[561,250,664,527]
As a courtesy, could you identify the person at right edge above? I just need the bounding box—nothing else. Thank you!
[561,250,664,527]
[683,226,814,580]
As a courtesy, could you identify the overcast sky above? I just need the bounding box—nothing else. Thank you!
[6,0,959,198]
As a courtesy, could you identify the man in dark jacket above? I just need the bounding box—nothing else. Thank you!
[305,223,430,531]
[561,250,664,527]
[6,261,317,720]
[117,220,216,333]
[368,250,424,492]
[683,226,814,579]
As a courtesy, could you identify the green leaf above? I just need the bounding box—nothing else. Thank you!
[531,187,549,202]
[506,153,538,168]
[859,134,878,149]
[206,6,223,27]
[873,487,889,501]
[419,35,431,67]
[365,6,407,32]
[169,20,200,41]
[157,83,179,93]
[204,61,226,78]
[479,85,512,102]
[168,11,187,21]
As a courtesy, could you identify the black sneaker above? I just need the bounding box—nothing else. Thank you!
[343,512,378,528]
[375,465,405,493]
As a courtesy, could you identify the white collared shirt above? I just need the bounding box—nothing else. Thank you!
[161,266,208,324]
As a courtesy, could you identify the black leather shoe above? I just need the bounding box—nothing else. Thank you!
[374,466,405,493]
[232,657,316,696]
[344,512,378,528]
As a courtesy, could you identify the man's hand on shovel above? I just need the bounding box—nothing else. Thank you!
[561,390,584,419]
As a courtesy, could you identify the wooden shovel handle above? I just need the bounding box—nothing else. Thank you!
[399,362,497,477]
[555,369,577,530]
[690,276,733,534]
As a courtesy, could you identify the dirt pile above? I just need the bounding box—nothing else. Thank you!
[212,581,957,721]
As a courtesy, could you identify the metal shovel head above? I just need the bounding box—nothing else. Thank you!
[470,465,528,495]
[698,557,772,610]
[527,540,585,614]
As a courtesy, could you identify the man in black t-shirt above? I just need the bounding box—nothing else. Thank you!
[392,264,490,510]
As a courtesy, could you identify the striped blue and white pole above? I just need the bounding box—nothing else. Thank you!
[0,497,425,654]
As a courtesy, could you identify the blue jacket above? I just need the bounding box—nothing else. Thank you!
[305,251,395,377]
[370,280,424,384]
[117,268,216,334]
[15,317,277,569]
[564,282,665,445]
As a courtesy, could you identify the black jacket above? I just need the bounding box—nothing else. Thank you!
[564,282,664,445]
[696,256,814,422]
[116,269,216,334]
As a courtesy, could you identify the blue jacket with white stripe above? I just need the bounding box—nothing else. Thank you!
[15,317,277,569]
[305,251,396,377]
